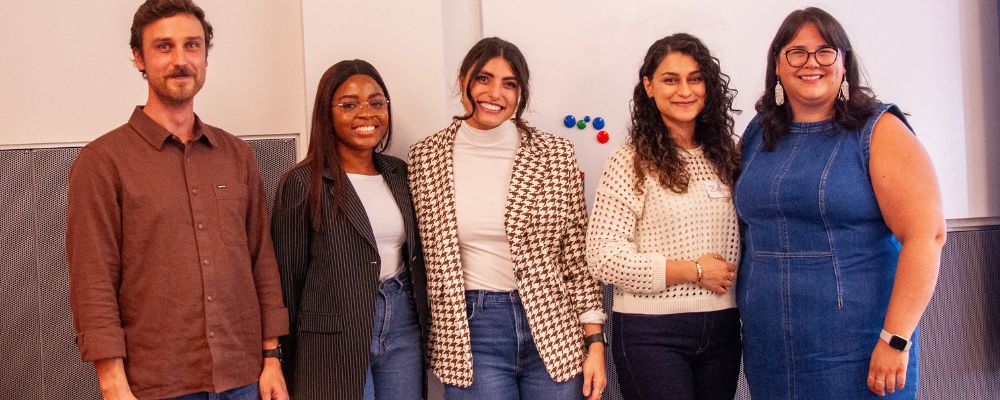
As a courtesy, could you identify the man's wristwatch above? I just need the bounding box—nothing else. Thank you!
[584,332,607,348]
[263,347,282,360]
[880,329,912,352]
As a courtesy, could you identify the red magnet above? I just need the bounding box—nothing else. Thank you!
[597,130,609,144]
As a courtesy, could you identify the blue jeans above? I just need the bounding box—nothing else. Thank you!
[163,383,259,400]
[612,308,741,400]
[362,272,423,400]
[444,290,583,400]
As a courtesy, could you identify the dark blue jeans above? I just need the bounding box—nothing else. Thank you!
[444,290,583,400]
[163,383,259,400]
[612,308,741,400]
[362,272,423,400]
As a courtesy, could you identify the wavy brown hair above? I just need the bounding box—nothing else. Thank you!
[455,37,532,134]
[756,7,878,150]
[629,33,740,194]
[130,0,213,60]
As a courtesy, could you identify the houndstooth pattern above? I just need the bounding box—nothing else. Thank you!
[408,120,604,387]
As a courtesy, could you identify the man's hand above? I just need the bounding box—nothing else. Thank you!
[260,338,288,400]
[94,358,137,400]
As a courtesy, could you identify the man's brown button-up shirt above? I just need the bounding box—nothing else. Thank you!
[67,107,289,399]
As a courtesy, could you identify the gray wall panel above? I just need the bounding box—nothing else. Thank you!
[33,148,100,400]
[1,150,41,399]
[919,228,1000,399]
[247,138,297,214]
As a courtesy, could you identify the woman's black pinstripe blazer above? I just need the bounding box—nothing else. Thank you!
[271,153,429,399]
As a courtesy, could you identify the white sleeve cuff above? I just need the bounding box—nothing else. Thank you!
[579,309,608,325]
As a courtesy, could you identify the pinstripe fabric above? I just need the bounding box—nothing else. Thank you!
[408,120,604,387]
[271,154,429,400]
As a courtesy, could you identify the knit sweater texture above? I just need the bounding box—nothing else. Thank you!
[586,143,739,314]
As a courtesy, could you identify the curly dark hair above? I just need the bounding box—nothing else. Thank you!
[628,33,740,194]
[756,7,878,150]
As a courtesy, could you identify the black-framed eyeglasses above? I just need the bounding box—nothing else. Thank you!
[784,46,840,68]
[334,96,390,114]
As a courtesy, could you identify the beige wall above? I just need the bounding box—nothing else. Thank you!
[0,1,307,148]
[0,1,995,216]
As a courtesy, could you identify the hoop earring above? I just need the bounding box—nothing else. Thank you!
[839,78,850,101]
[775,80,785,106]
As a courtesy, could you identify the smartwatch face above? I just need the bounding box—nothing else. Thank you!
[889,336,909,351]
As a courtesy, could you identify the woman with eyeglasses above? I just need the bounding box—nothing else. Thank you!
[586,33,742,400]
[734,7,944,399]
[408,37,608,399]
[272,59,429,399]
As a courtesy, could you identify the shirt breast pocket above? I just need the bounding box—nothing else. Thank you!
[214,183,249,245]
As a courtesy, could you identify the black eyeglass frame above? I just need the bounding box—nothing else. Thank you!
[782,46,841,68]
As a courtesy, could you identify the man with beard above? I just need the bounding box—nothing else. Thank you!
[66,1,289,399]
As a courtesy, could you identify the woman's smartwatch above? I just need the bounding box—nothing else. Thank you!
[879,329,912,352]
[584,332,607,349]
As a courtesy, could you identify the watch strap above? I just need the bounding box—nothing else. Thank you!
[584,332,606,348]
[262,347,282,359]
[879,329,911,351]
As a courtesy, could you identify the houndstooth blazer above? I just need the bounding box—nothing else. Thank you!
[408,120,604,387]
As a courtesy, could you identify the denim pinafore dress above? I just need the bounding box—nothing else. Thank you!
[734,102,918,399]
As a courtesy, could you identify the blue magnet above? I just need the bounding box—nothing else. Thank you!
[593,117,606,130]
[563,115,576,128]
[584,116,591,123]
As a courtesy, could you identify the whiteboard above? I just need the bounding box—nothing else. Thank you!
[483,0,971,218]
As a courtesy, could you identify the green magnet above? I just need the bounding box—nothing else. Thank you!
[576,120,587,129]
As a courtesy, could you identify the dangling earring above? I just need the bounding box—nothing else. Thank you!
[839,77,850,101]
[774,79,785,106]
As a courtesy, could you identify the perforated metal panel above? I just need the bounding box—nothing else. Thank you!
[33,148,100,400]
[0,138,295,400]
[919,227,1000,399]
[1,149,41,400]
[247,138,297,214]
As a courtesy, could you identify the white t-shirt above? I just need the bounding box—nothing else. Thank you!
[347,173,406,281]
[453,120,519,291]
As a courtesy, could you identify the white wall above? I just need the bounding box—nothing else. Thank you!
[960,0,1000,221]
[4,1,994,221]
[301,0,452,160]
[0,1,306,147]
[481,0,995,220]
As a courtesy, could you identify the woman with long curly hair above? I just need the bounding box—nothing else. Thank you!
[586,33,742,400]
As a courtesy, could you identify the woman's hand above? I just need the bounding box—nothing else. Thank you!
[582,344,607,400]
[867,341,909,396]
[696,253,736,294]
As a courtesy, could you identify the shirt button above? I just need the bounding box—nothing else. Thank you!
[202,259,210,266]
[197,223,204,230]
[208,331,215,338]
[207,295,213,302]
[192,188,199,195]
